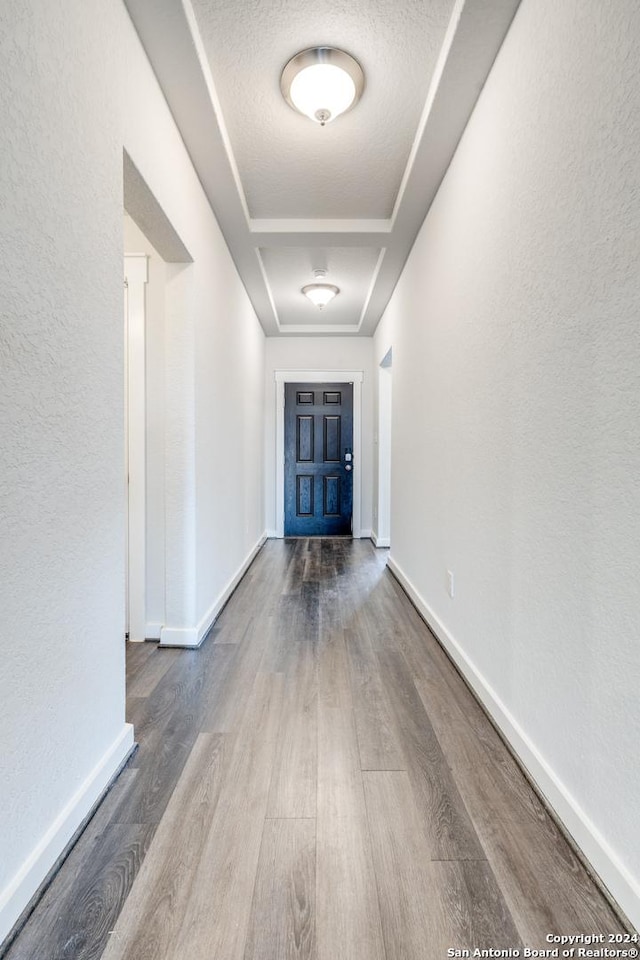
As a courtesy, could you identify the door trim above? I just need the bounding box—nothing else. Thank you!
[124,254,148,642]
[275,370,364,538]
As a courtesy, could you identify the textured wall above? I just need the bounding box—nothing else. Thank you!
[194,255,266,623]
[0,0,129,929]
[0,0,265,939]
[264,337,374,535]
[375,0,640,926]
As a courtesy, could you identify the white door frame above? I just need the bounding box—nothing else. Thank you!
[124,254,148,641]
[375,357,392,548]
[275,369,364,538]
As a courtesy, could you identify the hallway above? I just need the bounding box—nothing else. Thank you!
[6,540,624,960]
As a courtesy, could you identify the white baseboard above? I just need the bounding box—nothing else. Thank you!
[267,529,367,540]
[234,529,370,542]
[371,531,390,548]
[159,533,267,649]
[145,622,162,640]
[0,723,135,947]
[387,555,640,933]
[158,624,200,647]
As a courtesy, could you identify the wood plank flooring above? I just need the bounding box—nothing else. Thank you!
[4,538,627,960]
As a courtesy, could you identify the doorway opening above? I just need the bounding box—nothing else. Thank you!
[122,150,194,648]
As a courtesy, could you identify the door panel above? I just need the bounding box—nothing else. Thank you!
[285,382,353,536]
[297,416,314,462]
[323,416,341,462]
[296,474,314,516]
[323,475,341,517]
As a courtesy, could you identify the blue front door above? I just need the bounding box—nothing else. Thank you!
[284,382,354,536]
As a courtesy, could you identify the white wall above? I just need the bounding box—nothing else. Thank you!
[0,0,132,941]
[194,256,266,628]
[264,337,374,537]
[375,0,640,929]
[0,0,265,943]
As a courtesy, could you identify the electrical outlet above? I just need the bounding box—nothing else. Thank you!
[447,570,454,598]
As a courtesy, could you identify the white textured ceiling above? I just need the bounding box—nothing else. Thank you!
[190,0,453,219]
[124,0,523,336]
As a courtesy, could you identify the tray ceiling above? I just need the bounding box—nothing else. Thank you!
[190,0,453,219]
[260,246,383,329]
[124,0,522,336]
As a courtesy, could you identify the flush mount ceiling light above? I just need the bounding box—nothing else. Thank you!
[302,284,340,308]
[281,47,365,125]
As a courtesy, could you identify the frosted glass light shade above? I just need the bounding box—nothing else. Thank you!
[290,64,356,124]
[302,283,340,308]
[281,48,365,125]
